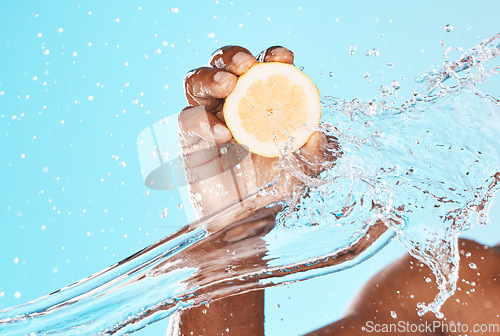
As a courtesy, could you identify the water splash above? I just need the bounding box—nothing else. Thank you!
[300,32,500,316]
[1,34,499,335]
[311,88,499,317]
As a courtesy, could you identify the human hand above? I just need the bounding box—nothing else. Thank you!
[178,46,331,221]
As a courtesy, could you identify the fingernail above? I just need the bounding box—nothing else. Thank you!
[213,124,232,141]
[214,71,233,84]
[269,47,285,55]
[265,47,294,64]
[232,52,255,69]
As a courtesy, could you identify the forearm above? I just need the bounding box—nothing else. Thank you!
[174,290,265,336]
[167,210,276,335]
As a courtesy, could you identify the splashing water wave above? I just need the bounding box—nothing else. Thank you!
[1,34,499,335]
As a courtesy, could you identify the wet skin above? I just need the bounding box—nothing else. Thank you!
[178,45,329,220]
[173,45,330,336]
[306,239,500,336]
[169,46,500,336]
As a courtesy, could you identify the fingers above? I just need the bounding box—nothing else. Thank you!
[184,46,293,111]
[178,106,251,186]
[184,67,237,110]
[178,106,232,172]
[299,131,328,172]
[256,46,294,64]
[209,46,257,76]
[184,142,249,183]
[178,106,232,148]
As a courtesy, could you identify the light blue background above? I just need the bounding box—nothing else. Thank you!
[1,1,498,335]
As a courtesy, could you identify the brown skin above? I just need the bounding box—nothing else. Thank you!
[173,45,330,336]
[179,45,329,219]
[170,235,500,336]
[170,45,500,336]
[306,239,500,336]
[170,209,277,336]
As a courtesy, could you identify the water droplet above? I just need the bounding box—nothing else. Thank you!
[390,311,397,319]
[391,80,401,91]
[445,24,454,33]
[329,72,335,77]
[14,292,21,299]
[160,208,168,218]
[425,277,432,283]
[365,49,372,56]
[363,72,370,78]
[386,62,394,68]
[440,39,445,47]
[372,49,380,57]
[469,262,477,269]
[349,45,357,55]
[177,204,183,209]
[378,85,390,95]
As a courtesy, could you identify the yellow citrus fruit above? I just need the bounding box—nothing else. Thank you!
[223,62,321,158]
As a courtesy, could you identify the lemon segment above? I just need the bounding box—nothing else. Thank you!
[223,62,321,158]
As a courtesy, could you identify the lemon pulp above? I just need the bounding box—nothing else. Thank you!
[223,62,321,158]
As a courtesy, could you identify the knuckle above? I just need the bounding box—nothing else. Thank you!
[209,46,252,68]
[209,45,234,64]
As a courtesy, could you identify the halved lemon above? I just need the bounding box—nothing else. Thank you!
[223,62,321,158]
